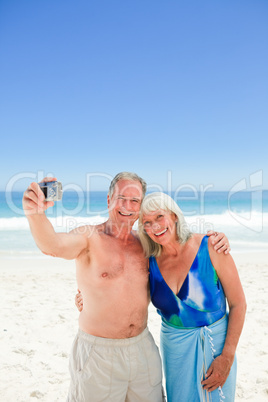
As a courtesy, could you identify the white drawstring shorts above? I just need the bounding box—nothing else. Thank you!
[67,327,164,402]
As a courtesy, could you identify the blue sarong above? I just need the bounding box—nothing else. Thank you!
[160,315,237,402]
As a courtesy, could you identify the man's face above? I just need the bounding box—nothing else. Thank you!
[108,179,143,228]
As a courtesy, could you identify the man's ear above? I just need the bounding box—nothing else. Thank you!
[107,194,110,209]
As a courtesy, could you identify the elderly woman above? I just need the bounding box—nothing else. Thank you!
[138,192,246,402]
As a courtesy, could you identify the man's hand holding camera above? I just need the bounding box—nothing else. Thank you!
[23,176,87,260]
[23,177,57,215]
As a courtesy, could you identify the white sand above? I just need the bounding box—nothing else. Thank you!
[0,252,267,401]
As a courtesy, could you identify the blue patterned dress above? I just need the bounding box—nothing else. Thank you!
[149,236,237,401]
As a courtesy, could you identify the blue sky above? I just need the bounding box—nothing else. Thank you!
[0,0,267,192]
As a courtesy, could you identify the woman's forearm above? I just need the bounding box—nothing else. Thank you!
[221,302,247,362]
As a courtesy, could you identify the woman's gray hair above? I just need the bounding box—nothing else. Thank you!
[138,192,192,258]
[108,172,147,199]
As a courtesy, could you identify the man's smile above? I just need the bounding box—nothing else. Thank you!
[119,211,133,216]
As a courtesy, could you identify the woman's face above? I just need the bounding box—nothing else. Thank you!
[142,209,178,245]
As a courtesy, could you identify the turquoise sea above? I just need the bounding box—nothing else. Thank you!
[0,190,267,258]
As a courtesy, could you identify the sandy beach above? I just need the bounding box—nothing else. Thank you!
[1,252,267,401]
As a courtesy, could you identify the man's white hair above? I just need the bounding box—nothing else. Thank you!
[108,172,147,199]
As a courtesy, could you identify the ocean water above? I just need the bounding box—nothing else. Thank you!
[0,190,267,258]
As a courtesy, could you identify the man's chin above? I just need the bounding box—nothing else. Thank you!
[117,213,138,224]
[119,218,137,225]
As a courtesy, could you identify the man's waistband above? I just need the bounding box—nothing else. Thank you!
[78,327,150,347]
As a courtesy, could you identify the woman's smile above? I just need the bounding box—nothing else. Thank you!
[154,228,168,237]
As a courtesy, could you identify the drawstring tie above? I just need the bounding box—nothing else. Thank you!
[204,326,225,402]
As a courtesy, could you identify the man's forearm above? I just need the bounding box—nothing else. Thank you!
[27,213,60,256]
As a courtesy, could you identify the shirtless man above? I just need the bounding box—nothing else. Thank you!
[23,172,229,402]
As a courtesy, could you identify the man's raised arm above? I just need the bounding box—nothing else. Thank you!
[23,177,87,260]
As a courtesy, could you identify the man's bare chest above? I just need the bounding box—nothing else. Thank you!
[79,235,148,282]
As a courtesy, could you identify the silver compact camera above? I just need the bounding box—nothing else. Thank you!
[38,181,63,201]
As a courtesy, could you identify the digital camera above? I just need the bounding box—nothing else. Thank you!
[38,181,63,201]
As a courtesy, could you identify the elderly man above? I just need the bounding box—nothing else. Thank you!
[23,172,229,402]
